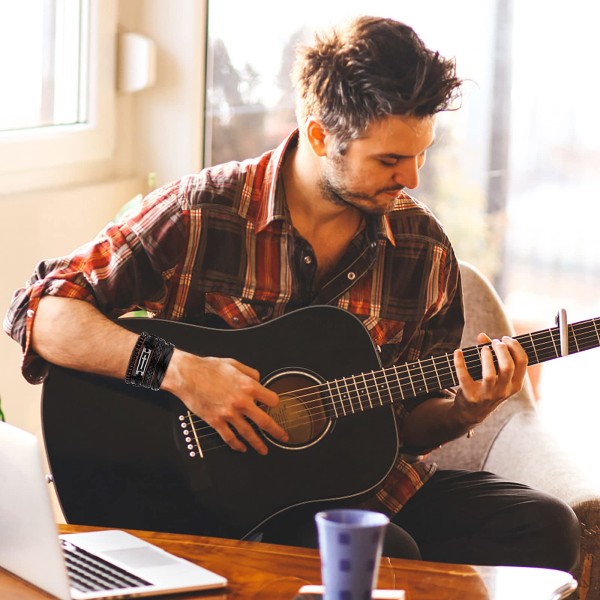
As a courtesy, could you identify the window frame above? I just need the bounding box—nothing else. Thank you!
[0,0,117,189]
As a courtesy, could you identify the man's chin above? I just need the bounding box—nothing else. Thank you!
[355,203,392,216]
[357,196,397,215]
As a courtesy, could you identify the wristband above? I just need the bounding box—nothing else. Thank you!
[125,332,175,390]
[150,342,175,391]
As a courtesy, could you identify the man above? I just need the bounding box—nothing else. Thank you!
[4,16,579,570]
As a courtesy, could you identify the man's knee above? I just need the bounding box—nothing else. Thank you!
[382,523,421,560]
[532,495,580,571]
[506,492,581,572]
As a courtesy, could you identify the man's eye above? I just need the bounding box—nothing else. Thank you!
[379,159,398,167]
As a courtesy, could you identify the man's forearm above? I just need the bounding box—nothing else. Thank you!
[400,393,477,452]
[31,296,138,379]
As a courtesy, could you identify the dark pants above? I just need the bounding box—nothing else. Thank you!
[260,469,580,572]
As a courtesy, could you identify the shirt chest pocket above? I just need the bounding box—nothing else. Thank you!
[204,292,275,328]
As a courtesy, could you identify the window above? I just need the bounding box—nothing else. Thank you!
[0,0,116,180]
[204,0,600,321]
[205,0,600,465]
[0,1,86,132]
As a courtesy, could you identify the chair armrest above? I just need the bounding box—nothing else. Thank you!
[483,412,600,507]
[482,412,600,600]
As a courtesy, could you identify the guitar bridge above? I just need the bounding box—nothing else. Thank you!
[179,413,203,459]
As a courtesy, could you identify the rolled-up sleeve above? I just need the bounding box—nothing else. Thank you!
[3,182,189,383]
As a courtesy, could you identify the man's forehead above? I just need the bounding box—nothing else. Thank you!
[353,115,436,154]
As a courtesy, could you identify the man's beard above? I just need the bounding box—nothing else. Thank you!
[318,171,400,215]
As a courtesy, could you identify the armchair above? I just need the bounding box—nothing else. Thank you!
[429,260,600,600]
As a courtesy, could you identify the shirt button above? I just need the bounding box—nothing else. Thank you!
[347,272,356,280]
[232,317,239,323]
[303,255,313,265]
[27,309,35,318]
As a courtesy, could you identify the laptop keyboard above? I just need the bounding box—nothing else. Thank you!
[61,539,151,593]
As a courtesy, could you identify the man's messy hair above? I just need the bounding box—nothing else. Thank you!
[292,16,462,151]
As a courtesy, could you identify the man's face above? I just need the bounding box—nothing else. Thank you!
[319,114,436,215]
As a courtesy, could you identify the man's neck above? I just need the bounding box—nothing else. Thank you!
[281,143,362,240]
[281,142,365,285]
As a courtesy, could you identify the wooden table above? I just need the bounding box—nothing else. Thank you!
[0,525,577,599]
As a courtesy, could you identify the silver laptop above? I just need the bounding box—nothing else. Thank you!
[0,420,227,599]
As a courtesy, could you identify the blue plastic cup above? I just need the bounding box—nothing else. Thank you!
[315,509,389,600]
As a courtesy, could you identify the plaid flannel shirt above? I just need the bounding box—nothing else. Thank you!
[4,130,464,517]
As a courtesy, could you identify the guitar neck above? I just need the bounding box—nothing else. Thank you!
[326,317,600,416]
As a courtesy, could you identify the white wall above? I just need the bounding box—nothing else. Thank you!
[120,0,207,186]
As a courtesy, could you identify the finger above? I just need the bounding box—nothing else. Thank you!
[244,402,289,444]
[213,421,248,454]
[244,380,289,441]
[241,380,287,441]
[479,343,498,386]
[228,416,269,455]
[252,382,280,408]
[490,338,515,388]
[503,336,529,366]
[503,336,528,387]
[227,358,261,381]
[476,332,492,344]
[453,349,478,395]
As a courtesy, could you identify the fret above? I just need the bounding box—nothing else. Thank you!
[370,371,385,406]
[571,325,580,353]
[430,356,443,390]
[361,372,375,409]
[549,328,559,359]
[528,332,540,364]
[417,360,429,394]
[462,345,483,381]
[445,354,458,386]
[318,382,334,419]
[324,381,339,418]
[381,367,394,404]
[433,354,456,390]
[392,364,410,399]
[500,328,557,367]
[350,374,364,412]
[402,364,417,396]
[317,315,600,422]
[338,378,353,415]
[571,320,599,352]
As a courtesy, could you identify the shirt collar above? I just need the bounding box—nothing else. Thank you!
[255,128,396,247]
[378,214,396,246]
[255,129,298,232]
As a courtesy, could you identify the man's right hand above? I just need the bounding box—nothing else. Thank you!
[161,349,289,455]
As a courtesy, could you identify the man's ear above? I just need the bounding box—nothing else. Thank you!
[305,117,328,157]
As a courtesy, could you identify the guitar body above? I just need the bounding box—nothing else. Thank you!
[42,306,398,539]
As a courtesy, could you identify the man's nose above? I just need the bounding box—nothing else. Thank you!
[393,157,420,190]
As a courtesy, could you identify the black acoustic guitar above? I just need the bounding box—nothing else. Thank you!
[41,305,600,539]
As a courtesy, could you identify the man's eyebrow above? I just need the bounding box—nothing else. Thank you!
[377,138,436,160]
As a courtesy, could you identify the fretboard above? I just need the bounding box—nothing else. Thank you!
[324,316,600,418]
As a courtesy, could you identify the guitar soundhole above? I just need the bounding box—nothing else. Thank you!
[262,370,330,449]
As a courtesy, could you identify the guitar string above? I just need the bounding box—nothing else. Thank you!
[180,322,600,453]
[184,322,600,427]
[180,323,600,451]
[182,328,600,454]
